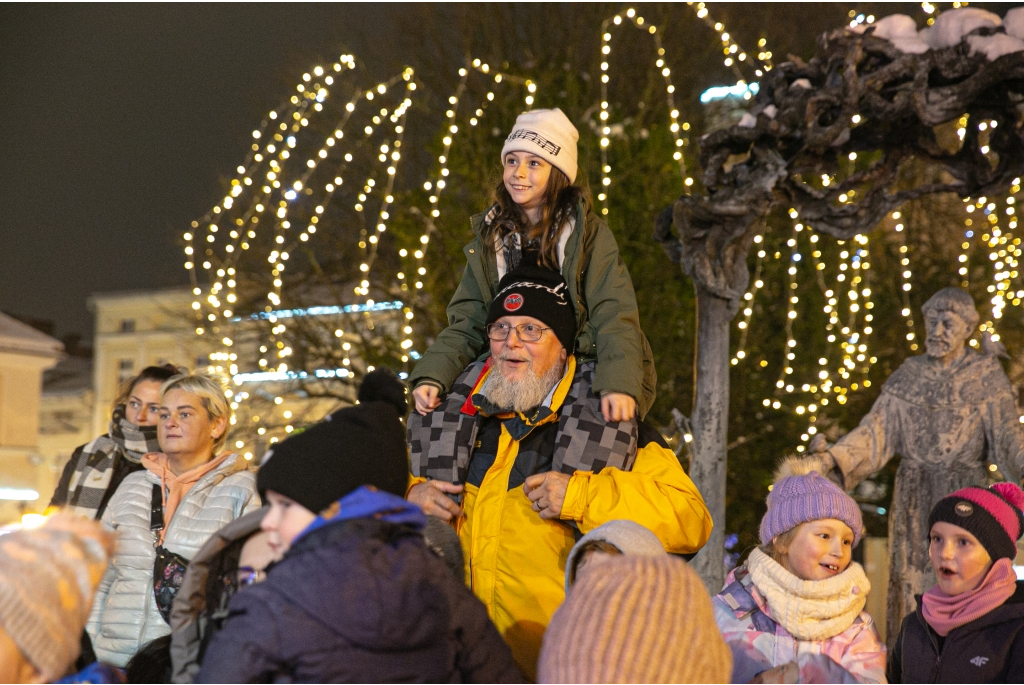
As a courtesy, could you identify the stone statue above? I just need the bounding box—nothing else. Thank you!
[813,287,1024,645]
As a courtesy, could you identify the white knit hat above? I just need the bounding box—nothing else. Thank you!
[500,108,579,183]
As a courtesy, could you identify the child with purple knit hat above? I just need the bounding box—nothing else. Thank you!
[888,482,1024,683]
[713,457,886,683]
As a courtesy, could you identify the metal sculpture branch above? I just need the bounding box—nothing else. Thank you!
[656,24,1024,590]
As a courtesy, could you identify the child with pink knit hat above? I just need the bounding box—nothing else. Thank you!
[713,458,886,683]
[888,482,1024,683]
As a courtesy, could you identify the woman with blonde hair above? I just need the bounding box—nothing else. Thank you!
[87,374,260,667]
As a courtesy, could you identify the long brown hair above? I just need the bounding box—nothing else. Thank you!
[485,166,591,270]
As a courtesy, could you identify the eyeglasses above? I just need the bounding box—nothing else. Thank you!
[486,322,551,343]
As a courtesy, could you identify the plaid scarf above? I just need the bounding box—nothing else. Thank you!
[64,406,162,519]
[408,358,637,484]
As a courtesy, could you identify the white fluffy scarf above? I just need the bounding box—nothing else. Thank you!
[746,547,871,641]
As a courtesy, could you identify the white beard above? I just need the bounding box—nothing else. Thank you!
[480,355,565,413]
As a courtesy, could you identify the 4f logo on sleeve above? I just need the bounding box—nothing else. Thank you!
[504,293,524,312]
[970,656,989,667]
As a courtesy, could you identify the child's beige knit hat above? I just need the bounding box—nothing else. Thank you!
[501,108,579,183]
[538,554,732,683]
[0,514,114,681]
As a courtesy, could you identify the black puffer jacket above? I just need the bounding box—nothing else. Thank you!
[888,582,1024,683]
[196,517,523,684]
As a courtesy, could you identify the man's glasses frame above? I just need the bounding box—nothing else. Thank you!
[486,322,551,343]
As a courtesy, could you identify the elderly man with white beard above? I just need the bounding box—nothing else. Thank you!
[406,265,711,679]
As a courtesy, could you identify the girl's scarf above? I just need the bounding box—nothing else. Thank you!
[142,451,233,543]
[746,547,871,640]
[488,205,575,279]
[63,406,161,519]
[921,557,1017,636]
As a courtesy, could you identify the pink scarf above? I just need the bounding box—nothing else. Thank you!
[921,557,1017,636]
[142,451,232,543]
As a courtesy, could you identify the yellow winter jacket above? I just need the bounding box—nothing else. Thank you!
[409,356,712,679]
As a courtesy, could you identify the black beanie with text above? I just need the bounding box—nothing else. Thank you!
[485,265,577,352]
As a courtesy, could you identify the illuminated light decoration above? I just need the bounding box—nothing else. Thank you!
[407,59,537,359]
[688,2,771,78]
[982,181,1021,344]
[233,367,353,384]
[359,70,416,287]
[959,188,975,288]
[770,219,801,412]
[240,301,404,321]
[892,210,919,352]
[0,488,40,501]
[731,234,765,365]
[599,8,694,217]
[186,55,427,447]
[186,53,359,366]
[699,81,760,104]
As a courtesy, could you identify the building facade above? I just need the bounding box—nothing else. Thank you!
[0,312,63,524]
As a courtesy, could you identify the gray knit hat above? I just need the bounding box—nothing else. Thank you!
[0,514,113,681]
[565,520,666,591]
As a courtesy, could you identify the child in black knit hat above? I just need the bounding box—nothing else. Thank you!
[888,482,1024,683]
[196,370,522,684]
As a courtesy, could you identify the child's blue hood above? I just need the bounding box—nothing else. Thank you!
[298,485,426,541]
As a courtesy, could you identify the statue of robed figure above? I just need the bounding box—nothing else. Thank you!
[812,287,1024,644]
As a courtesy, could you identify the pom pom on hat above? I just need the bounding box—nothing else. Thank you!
[500,108,579,183]
[760,458,863,546]
[992,481,1024,511]
[357,367,407,415]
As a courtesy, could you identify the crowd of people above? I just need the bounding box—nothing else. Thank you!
[2,108,1023,683]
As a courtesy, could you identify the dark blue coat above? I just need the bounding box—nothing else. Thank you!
[888,582,1024,683]
[196,517,523,683]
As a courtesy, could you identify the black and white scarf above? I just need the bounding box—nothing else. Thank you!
[64,406,162,519]
[408,359,637,485]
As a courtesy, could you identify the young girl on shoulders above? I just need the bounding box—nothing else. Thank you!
[888,482,1024,683]
[713,457,886,684]
[409,108,655,422]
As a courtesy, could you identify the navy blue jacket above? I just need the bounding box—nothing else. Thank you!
[196,516,523,683]
[888,582,1024,683]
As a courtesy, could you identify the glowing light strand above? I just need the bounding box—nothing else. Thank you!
[599,9,693,217]
[689,2,770,78]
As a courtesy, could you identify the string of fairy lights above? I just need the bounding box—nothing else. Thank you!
[184,4,1020,458]
[598,8,693,216]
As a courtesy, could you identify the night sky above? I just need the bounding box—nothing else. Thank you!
[2,3,1005,339]
[0,4,402,338]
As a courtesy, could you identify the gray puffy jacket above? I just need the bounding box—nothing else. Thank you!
[86,454,260,666]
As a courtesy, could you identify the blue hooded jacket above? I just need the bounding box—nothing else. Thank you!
[197,487,522,683]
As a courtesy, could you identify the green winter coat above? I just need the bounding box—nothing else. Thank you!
[409,204,657,417]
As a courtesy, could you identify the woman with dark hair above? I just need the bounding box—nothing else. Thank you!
[408,108,655,424]
[49,363,182,520]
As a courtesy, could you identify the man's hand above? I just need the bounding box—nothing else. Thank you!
[412,384,442,415]
[407,480,464,521]
[523,472,571,520]
[600,392,636,423]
